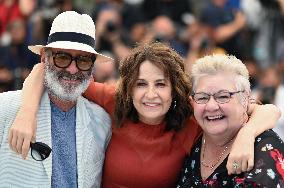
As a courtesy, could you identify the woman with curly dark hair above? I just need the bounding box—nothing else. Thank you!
[9,42,280,188]
[114,43,192,131]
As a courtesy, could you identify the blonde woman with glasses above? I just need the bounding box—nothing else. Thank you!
[177,54,284,187]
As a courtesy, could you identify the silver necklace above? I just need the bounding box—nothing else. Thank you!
[201,136,233,169]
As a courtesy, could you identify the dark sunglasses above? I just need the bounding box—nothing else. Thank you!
[30,142,52,161]
[52,51,96,71]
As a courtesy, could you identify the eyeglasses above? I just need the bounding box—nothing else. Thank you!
[191,90,245,104]
[30,142,52,161]
[52,52,96,71]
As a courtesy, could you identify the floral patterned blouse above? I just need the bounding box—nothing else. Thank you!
[176,130,284,188]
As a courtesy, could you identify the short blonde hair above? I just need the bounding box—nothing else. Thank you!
[191,54,251,102]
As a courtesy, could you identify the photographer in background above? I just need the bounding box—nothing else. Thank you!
[143,15,188,57]
[94,6,130,61]
[254,66,284,139]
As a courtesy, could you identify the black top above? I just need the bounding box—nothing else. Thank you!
[176,130,284,188]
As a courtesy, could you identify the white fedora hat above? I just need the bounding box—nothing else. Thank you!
[28,11,112,62]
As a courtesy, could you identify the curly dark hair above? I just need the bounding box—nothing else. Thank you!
[114,42,193,131]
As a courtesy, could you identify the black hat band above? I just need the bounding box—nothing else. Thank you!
[47,32,95,48]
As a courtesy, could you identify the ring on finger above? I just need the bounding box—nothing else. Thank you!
[233,162,239,169]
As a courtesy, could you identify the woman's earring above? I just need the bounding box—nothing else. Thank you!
[173,100,177,109]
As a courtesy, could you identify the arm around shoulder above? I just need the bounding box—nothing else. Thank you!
[8,63,45,159]
[247,103,281,137]
[227,103,281,175]
[83,81,116,115]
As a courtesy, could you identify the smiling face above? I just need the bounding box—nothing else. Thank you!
[192,73,247,138]
[132,60,173,125]
[43,48,94,101]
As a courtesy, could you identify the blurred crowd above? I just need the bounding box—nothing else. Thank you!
[0,0,284,126]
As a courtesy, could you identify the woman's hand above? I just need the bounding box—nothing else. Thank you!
[227,103,281,174]
[8,63,45,159]
[227,125,255,175]
[8,106,37,159]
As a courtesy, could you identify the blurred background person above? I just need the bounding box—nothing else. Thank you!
[0,0,35,38]
[184,19,226,72]
[152,15,187,56]
[199,0,247,59]
[253,66,284,139]
[0,18,38,90]
[243,57,260,91]
[93,57,118,84]
[0,0,37,91]
[141,0,193,26]
[243,0,284,69]
[93,3,131,61]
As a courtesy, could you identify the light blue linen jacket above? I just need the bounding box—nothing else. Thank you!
[0,90,111,188]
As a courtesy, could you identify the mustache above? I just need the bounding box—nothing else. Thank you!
[56,70,87,81]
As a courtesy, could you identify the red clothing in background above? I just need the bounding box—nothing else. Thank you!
[0,1,24,35]
[84,82,201,188]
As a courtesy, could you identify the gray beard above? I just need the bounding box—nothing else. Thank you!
[44,60,91,102]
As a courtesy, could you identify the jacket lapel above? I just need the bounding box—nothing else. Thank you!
[36,91,52,181]
[75,96,91,188]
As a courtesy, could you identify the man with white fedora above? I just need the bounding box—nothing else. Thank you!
[0,11,111,187]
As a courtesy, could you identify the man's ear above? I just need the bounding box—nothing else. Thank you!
[40,49,46,63]
[40,55,45,63]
